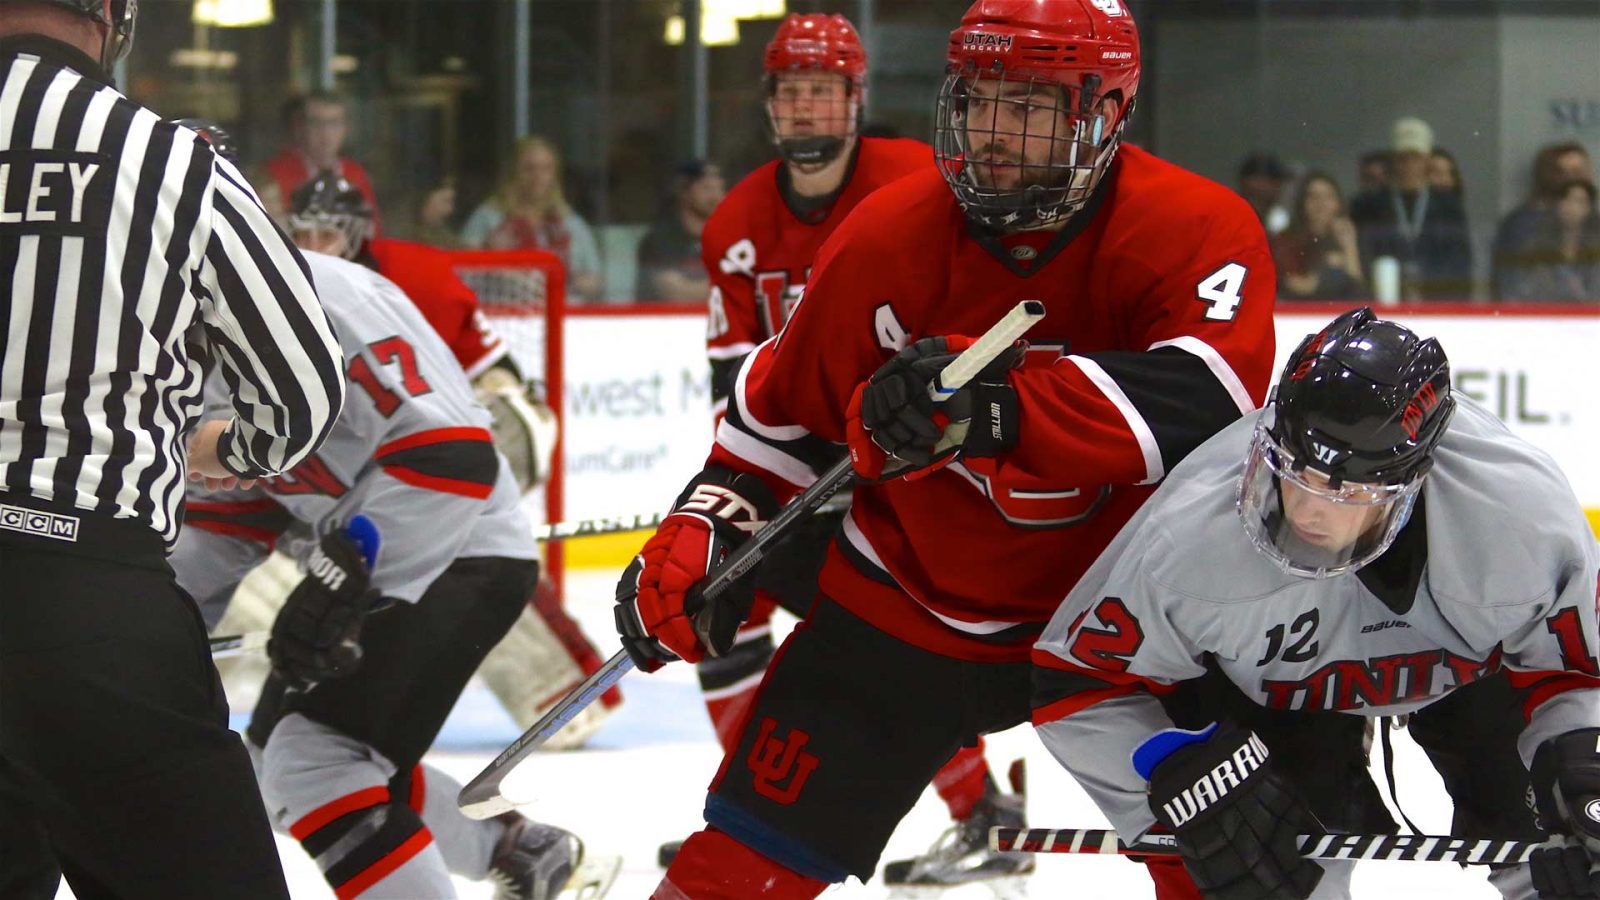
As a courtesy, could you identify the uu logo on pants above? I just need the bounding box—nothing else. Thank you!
[747,717,820,806]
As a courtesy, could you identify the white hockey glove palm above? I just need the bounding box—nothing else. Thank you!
[476,367,558,494]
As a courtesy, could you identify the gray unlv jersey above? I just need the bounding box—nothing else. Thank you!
[1033,397,1600,840]
[171,252,535,612]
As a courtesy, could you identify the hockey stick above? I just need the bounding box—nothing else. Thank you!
[206,514,657,662]
[210,630,268,659]
[534,511,664,542]
[989,827,1543,866]
[456,299,1048,820]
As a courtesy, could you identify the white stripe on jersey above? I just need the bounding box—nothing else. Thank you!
[1148,335,1256,415]
[1064,355,1164,485]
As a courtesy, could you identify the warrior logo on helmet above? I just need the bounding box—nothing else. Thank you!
[1237,307,1456,579]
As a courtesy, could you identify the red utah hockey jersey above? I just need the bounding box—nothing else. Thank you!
[712,145,1278,661]
[703,137,932,401]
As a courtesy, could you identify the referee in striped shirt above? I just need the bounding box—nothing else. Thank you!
[0,2,345,897]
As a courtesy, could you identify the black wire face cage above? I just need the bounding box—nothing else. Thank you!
[765,71,861,168]
[934,67,1127,231]
[287,210,372,261]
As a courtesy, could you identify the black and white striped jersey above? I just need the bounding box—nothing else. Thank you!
[0,35,345,545]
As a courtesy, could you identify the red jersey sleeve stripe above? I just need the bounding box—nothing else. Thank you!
[375,427,492,458]
[187,518,283,550]
[1032,647,1178,692]
[1032,683,1143,726]
[289,786,391,841]
[185,498,287,516]
[333,830,435,900]
[381,465,496,500]
[1505,670,1600,722]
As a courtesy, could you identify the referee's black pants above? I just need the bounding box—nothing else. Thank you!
[0,513,290,899]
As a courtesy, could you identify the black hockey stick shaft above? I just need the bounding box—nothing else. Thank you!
[990,827,1541,865]
[457,300,1046,820]
[458,453,866,820]
[535,511,663,543]
[209,631,267,659]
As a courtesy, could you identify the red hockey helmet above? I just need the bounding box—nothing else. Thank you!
[764,13,867,82]
[763,14,867,168]
[935,0,1141,230]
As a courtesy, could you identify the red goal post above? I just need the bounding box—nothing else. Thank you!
[445,249,567,588]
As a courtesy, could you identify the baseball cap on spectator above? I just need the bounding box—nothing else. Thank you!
[674,159,715,186]
[1391,117,1434,156]
[1238,152,1288,181]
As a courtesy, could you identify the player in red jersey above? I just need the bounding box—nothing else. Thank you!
[683,14,1021,886]
[614,1,1277,897]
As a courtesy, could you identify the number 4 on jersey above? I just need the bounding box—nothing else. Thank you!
[1197,262,1248,322]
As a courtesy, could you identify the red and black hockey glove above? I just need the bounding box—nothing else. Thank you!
[268,530,376,691]
[614,467,777,671]
[1138,723,1324,900]
[1530,728,1600,899]
[846,336,1022,482]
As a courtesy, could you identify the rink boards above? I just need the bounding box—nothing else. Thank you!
[552,305,1600,567]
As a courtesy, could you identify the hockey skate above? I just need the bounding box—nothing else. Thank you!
[880,761,1034,890]
[487,814,619,900]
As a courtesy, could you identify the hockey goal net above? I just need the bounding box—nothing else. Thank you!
[446,249,566,587]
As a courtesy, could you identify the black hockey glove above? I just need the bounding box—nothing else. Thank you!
[845,336,1022,482]
[268,530,376,691]
[1140,723,1324,900]
[1531,728,1600,899]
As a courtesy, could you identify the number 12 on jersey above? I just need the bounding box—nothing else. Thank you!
[1197,262,1248,322]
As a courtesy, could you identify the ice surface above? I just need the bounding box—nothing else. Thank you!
[58,569,1504,898]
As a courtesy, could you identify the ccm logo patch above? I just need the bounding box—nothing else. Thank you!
[0,504,80,542]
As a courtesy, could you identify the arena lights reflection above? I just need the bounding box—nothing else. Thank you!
[665,0,787,47]
[191,0,273,28]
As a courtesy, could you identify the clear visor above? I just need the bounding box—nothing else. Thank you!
[1236,419,1421,579]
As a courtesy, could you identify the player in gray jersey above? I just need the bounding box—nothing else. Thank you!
[170,252,614,899]
[1033,308,1600,900]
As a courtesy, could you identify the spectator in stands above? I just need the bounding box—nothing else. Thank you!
[1237,151,1290,235]
[1272,172,1366,302]
[635,160,725,302]
[1500,179,1600,303]
[1493,142,1594,298]
[1429,147,1463,197]
[461,136,602,302]
[411,179,462,249]
[1357,149,1390,193]
[265,92,381,231]
[1351,117,1471,300]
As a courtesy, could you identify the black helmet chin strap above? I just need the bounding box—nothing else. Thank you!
[776,135,848,168]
